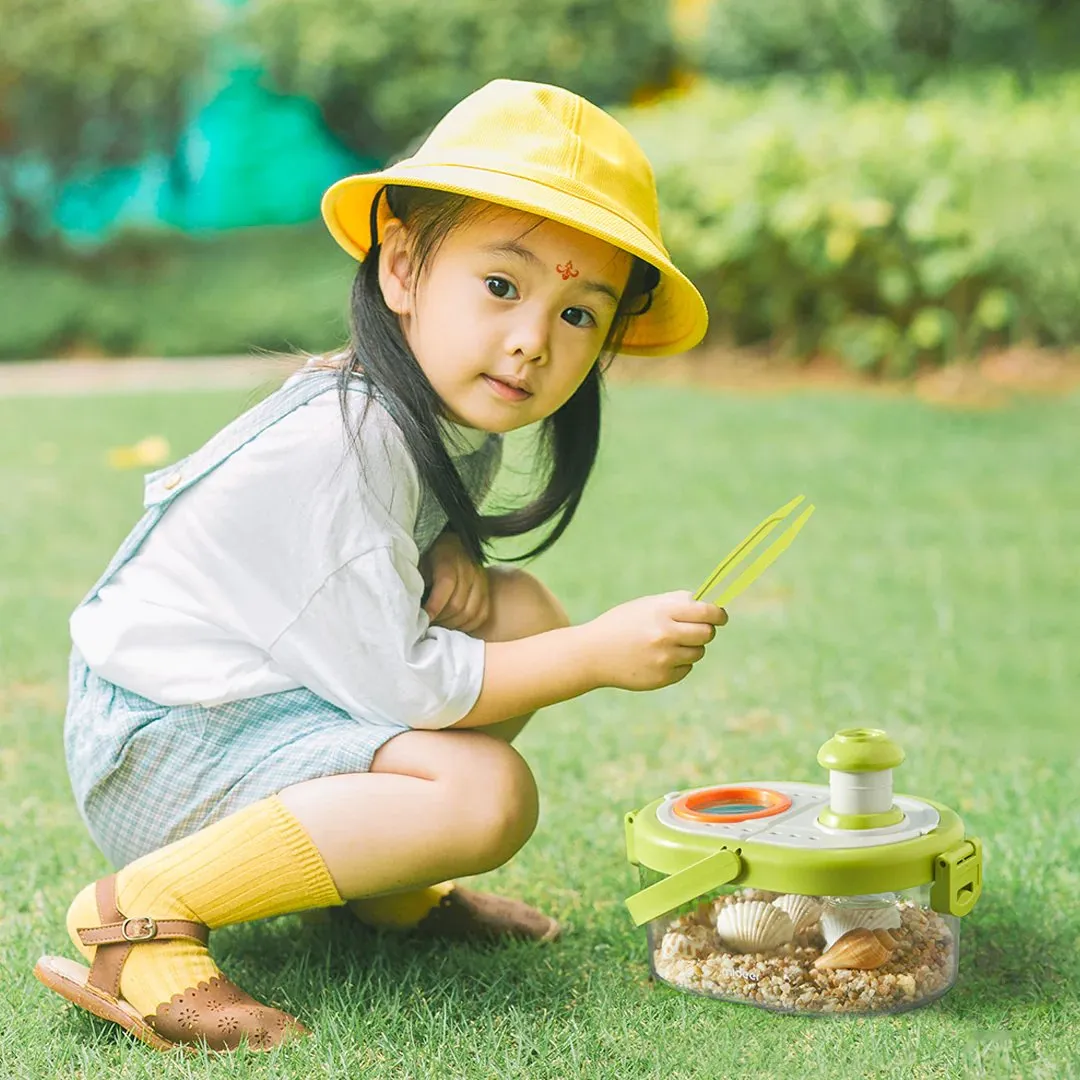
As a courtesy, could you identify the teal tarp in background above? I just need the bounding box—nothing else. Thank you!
[53,7,375,243]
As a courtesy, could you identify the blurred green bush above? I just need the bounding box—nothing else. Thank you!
[5,68,1080,372]
[0,225,353,361]
[0,0,214,252]
[696,0,1080,91]
[243,0,677,159]
[622,74,1080,372]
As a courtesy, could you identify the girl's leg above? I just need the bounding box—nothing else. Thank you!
[52,726,542,1051]
[278,727,539,899]
[298,567,567,898]
[319,566,569,933]
[57,794,343,1049]
[45,569,569,1048]
[467,567,571,744]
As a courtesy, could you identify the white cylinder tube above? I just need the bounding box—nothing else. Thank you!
[828,768,893,816]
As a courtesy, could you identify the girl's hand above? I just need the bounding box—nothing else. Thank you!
[421,531,490,633]
[583,591,728,691]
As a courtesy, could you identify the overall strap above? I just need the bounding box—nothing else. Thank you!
[77,367,361,607]
[142,368,347,507]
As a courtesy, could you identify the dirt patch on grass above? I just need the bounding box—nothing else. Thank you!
[2,346,1078,406]
[610,344,1080,409]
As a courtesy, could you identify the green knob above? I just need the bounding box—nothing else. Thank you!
[817,728,905,773]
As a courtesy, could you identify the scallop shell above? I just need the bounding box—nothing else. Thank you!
[659,924,716,960]
[820,901,901,949]
[771,894,822,935]
[715,900,794,953]
[813,927,893,970]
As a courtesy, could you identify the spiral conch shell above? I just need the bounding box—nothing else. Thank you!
[813,927,893,970]
[820,901,901,949]
[873,928,898,950]
[715,901,794,953]
[771,894,822,935]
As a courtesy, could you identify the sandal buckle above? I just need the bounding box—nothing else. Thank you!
[121,916,158,942]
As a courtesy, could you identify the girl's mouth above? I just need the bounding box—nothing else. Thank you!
[483,374,533,401]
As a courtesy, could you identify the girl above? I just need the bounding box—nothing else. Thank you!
[35,78,726,1052]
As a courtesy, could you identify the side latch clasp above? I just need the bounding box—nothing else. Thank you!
[930,837,983,917]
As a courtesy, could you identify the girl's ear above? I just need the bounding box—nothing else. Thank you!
[379,218,413,316]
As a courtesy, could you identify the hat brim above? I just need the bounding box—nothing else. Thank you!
[322,163,708,357]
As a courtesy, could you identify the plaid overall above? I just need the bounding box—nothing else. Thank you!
[64,368,500,868]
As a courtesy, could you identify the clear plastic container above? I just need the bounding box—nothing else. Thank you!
[642,873,959,1016]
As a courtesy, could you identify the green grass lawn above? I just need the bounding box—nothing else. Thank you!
[1,378,1077,1079]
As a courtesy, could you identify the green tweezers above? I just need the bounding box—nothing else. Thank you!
[694,494,816,607]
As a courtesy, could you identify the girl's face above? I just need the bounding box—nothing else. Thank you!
[379,207,632,433]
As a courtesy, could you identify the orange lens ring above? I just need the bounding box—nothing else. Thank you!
[672,786,792,824]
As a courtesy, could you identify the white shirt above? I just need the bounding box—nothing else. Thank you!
[70,384,493,730]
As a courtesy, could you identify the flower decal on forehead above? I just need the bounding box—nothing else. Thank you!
[556,261,579,281]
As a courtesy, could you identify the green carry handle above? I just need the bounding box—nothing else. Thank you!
[625,848,743,927]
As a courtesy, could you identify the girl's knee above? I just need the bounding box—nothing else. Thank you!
[483,567,571,641]
[447,732,539,872]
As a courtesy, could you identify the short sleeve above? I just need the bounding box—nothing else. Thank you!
[266,538,485,730]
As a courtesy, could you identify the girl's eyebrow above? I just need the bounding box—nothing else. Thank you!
[481,240,621,306]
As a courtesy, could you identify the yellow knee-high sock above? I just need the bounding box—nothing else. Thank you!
[66,796,342,1018]
[348,882,455,929]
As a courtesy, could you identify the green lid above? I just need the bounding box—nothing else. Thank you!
[625,790,962,897]
[623,792,982,924]
[817,728,905,772]
[623,730,982,926]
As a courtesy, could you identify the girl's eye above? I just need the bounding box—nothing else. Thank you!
[485,276,518,299]
[562,307,596,329]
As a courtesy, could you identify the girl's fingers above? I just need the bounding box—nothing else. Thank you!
[424,573,456,622]
[459,602,489,635]
[672,645,707,666]
[425,558,490,631]
[458,574,491,634]
[696,602,728,625]
[450,569,480,621]
[436,567,489,631]
[460,576,491,634]
[672,621,718,647]
[670,594,728,625]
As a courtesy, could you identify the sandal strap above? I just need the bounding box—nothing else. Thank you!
[78,920,210,947]
[81,875,209,1000]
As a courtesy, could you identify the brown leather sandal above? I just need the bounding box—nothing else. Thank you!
[33,876,308,1052]
[413,885,561,943]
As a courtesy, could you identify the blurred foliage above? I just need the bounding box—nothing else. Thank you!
[696,0,1080,91]
[5,1,1080,372]
[0,0,215,253]
[0,224,352,361]
[5,76,1080,370]
[243,0,677,160]
[622,75,1080,372]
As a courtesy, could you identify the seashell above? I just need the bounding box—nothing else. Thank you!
[820,901,901,949]
[873,928,898,950]
[659,930,694,961]
[715,900,794,954]
[771,894,822,935]
[659,924,715,960]
[813,927,893,970]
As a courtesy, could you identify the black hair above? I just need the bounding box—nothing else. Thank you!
[335,184,660,565]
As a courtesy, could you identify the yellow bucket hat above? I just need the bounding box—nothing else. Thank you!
[321,79,708,357]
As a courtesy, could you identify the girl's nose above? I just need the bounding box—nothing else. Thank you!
[505,309,550,364]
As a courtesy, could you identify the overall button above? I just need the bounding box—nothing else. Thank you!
[163,473,183,490]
